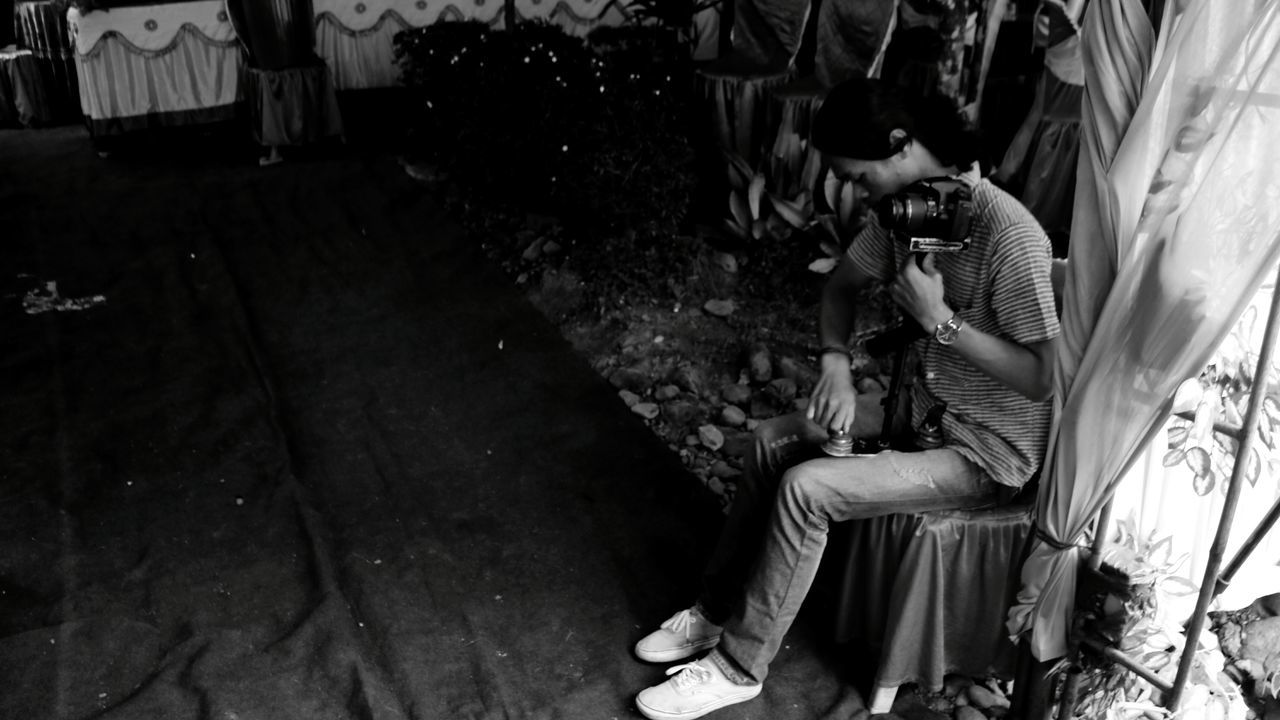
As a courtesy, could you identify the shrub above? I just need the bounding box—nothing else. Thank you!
[394,21,698,242]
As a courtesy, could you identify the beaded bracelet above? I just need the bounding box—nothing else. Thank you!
[819,344,852,360]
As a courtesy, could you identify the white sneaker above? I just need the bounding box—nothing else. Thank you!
[634,607,723,663]
[635,657,762,719]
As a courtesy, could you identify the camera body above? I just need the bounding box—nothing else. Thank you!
[875,176,974,253]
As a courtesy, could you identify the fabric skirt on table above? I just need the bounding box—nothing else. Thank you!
[242,59,343,147]
[996,69,1083,248]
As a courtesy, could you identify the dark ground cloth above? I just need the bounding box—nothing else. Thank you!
[0,123,872,720]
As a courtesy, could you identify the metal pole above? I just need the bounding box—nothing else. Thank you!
[1215,494,1280,598]
[1167,264,1280,710]
[1087,498,1115,571]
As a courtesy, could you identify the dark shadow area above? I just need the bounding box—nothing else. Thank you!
[0,120,872,719]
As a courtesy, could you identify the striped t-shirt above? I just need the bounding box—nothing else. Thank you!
[847,176,1060,488]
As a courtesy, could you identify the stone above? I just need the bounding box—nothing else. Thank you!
[967,684,1009,710]
[529,268,584,321]
[654,384,681,401]
[955,706,987,720]
[631,402,660,420]
[685,434,700,446]
[747,342,773,383]
[943,675,974,698]
[663,400,701,426]
[669,364,707,396]
[709,460,741,479]
[608,367,650,393]
[706,476,725,495]
[721,428,754,459]
[698,424,725,451]
[766,378,797,404]
[521,240,542,261]
[617,390,640,407]
[856,376,886,394]
[775,356,818,389]
[721,405,748,427]
[750,394,777,419]
[703,298,737,317]
[721,383,753,406]
[542,240,562,254]
[745,418,761,431]
[711,250,738,273]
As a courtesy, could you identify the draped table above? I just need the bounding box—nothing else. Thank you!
[15,0,79,120]
[312,0,627,90]
[0,46,46,126]
[66,1,242,137]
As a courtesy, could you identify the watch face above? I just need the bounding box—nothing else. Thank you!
[935,318,961,345]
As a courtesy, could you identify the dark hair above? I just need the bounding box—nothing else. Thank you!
[811,77,979,171]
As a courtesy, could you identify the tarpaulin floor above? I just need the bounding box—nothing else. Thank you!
[0,126,877,720]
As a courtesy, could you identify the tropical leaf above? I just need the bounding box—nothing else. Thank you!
[1162,448,1187,467]
[1140,651,1172,671]
[1246,446,1262,486]
[724,152,754,191]
[1192,469,1216,496]
[822,169,842,216]
[808,257,839,274]
[814,215,841,245]
[1185,446,1211,476]
[800,150,825,199]
[728,190,750,231]
[1160,576,1200,597]
[747,173,767,220]
[721,217,749,242]
[1166,424,1189,449]
[1263,395,1280,424]
[770,192,811,229]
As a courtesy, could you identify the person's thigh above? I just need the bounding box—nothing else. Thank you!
[780,447,995,521]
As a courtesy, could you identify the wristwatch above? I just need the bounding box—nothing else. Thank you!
[934,314,963,345]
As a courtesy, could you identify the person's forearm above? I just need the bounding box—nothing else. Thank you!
[925,308,1054,401]
[819,281,859,349]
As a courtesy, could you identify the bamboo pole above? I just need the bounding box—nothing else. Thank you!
[1166,263,1280,710]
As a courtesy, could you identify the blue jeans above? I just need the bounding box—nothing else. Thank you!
[698,392,998,685]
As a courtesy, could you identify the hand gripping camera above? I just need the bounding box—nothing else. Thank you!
[875,176,974,253]
[832,177,974,457]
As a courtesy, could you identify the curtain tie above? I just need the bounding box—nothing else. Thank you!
[1031,521,1087,552]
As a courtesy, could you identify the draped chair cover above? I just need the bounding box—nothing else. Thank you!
[1007,0,1280,661]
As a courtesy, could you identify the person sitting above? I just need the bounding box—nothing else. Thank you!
[630,77,1061,720]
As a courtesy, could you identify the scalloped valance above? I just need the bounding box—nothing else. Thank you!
[311,0,503,31]
[67,0,236,56]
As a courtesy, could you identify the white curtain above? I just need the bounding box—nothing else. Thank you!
[1007,0,1280,661]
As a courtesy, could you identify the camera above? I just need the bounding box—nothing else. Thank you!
[875,176,974,253]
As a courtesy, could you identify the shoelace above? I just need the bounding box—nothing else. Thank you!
[660,609,698,639]
[666,662,713,691]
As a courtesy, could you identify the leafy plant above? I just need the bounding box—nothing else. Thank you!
[1164,303,1280,496]
[716,149,869,275]
[1066,516,1201,719]
[394,20,697,240]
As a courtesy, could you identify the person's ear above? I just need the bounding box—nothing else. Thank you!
[888,128,910,156]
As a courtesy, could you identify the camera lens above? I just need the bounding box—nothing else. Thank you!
[876,195,933,234]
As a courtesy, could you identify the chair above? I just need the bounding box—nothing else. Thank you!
[834,258,1066,712]
[833,485,1036,711]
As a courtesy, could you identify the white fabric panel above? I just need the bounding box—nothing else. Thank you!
[511,0,627,36]
[311,0,503,32]
[67,1,236,57]
[73,28,241,120]
[314,11,408,89]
